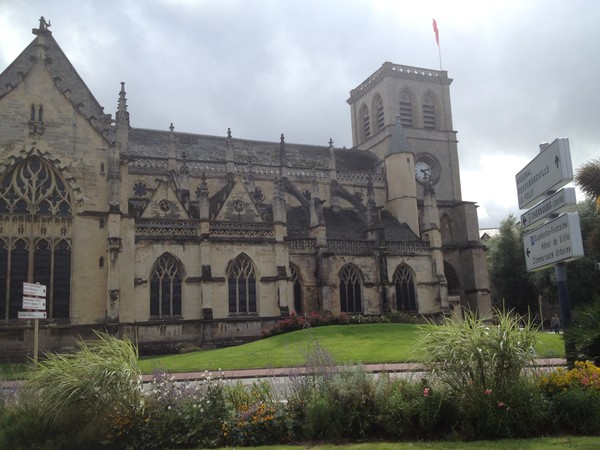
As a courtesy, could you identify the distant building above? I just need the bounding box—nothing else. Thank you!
[479,228,500,243]
[0,18,491,358]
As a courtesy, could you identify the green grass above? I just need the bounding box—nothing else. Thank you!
[206,436,600,449]
[138,323,565,374]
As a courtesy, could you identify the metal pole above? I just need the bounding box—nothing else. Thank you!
[33,318,39,366]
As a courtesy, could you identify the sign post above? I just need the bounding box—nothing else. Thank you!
[19,282,47,366]
[516,138,582,357]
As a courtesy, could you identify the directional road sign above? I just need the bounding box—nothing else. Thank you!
[515,138,573,210]
[22,296,46,310]
[523,212,584,272]
[521,187,577,230]
[23,282,46,298]
[18,311,47,319]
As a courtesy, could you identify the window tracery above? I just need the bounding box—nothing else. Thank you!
[227,254,257,314]
[339,264,362,313]
[393,265,416,311]
[0,157,72,320]
[150,253,182,318]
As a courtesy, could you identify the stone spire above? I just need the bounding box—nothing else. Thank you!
[279,133,288,178]
[168,123,177,172]
[115,82,130,129]
[387,114,411,155]
[328,138,337,181]
[226,128,235,174]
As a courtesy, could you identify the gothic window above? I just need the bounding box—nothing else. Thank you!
[0,157,73,320]
[0,156,71,216]
[360,104,371,141]
[393,265,417,311]
[373,94,384,133]
[423,94,437,129]
[30,105,36,122]
[399,91,414,127]
[290,263,302,314]
[227,253,257,314]
[444,261,461,296]
[339,264,362,313]
[440,214,453,244]
[150,253,182,318]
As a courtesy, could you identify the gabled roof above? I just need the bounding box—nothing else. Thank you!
[0,29,112,138]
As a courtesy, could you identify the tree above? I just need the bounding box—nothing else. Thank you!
[575,159,600,254]
[487,215,537,314]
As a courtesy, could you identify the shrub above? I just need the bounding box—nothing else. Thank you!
[538,360,600,435]
[374,376,456,439]
[550,388,600,435]
[115,370,228,449]
[417,309,537,399]
[452,377,551,439]
[296,365,377,440]
[564,299,600,365]
[18,331,143,447]
[222,379,289,446]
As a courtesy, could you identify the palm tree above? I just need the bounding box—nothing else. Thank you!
[575,159,600,253]
[575,158,600,208]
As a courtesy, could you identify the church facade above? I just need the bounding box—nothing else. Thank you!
[0,19,490,358]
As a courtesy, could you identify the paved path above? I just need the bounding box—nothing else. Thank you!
[140,358,566,382]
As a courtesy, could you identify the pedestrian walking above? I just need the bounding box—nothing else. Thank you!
[551,314,561,334]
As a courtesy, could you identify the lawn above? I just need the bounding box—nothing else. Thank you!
[207,437,600,449]
[138,323,565,374]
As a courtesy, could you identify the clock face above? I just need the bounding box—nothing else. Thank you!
[415,161,432,183]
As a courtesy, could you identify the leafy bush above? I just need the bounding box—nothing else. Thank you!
[564,299,600,365]
[114,370,228,449]
[222,379,289,446]
[453,377,551,439]
[15,332,143,447]
[293,365,377,440]
[374,376,455,439]
[417,309,537,399]
[539,360,600,396]
[264,311,395,337]
[550,388,600,435]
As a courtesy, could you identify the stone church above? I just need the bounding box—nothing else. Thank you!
[0,18,490,358]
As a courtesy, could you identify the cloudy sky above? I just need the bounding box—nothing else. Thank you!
[1,0,598,228]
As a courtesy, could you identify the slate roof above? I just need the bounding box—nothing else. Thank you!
[286,207,420,243]
[380,210,421,242]
[0,31,111,137]
[128,128,379,171]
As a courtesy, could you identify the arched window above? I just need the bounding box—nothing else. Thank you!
[399,91,414,127]
[423,94,437,129]
[373,94,384,133]
[360,104,371,141]
[444,261,461,297]
[393,265,417,311]
[227,253,257,314]
[440,214,453,244]
[150,253,182,318]
[290,263,302,314]
[0,156,73,320]
[339,264,362,313]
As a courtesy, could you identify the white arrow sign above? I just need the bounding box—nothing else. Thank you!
[521,187,577,230]
[22,296,46,310]
[523,212,584,272]
[18,310,47,320]
[515,138,573,210]
[23,282,46,298]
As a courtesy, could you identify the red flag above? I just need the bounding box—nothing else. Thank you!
[432,19,439,46]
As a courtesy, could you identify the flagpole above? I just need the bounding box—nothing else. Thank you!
[432,19,442,70]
